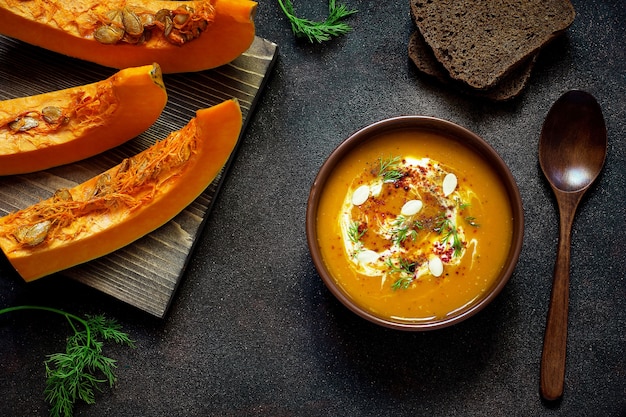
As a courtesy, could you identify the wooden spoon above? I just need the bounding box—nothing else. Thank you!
[538,90,607,401]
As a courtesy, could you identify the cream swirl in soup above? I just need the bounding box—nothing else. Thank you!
[339,156,479,290]
[315,129,513,322]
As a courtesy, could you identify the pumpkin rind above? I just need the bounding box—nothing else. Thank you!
[0,63,168,175]
[0,99,242,281]
[0,0,257,73]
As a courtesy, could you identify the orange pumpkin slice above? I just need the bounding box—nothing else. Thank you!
[0,0,257,73]
[0,63,167,175]
[0,98,242,281]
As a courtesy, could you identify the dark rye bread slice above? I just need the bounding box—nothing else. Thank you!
[409,0,575,90]
[408,30,537,101]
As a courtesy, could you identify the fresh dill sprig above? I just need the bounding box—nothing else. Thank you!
[386,257,415,290]
[389,215,421,246]
[378,155,403,182]
[453,198,480,227]
[0,305,134,417]
[347,220,366,244]
[278,0,357,43]
[347,220,366,257]
[435,214,464,257]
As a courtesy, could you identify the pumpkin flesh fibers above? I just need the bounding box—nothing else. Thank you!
[0,99,242,281]
[0,63,167,175]
[0,0,257,73]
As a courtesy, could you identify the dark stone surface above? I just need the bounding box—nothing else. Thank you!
[1,1,624,416]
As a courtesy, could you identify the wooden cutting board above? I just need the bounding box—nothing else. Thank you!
[0,35,278,318]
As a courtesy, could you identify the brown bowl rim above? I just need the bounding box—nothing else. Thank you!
[306,116,524,331]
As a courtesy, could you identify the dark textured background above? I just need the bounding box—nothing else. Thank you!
[1,1,624,416]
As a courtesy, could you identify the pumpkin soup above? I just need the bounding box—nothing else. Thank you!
[316,129,513,323]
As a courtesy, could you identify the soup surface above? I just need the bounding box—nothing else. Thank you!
[316,129,513,323]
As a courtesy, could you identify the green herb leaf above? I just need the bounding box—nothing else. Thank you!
[389,215,421,246]
[386,257,416,290]
[435,214,464,257]
[278,0,357,43]
[347,220,366,244]
[378,155,403,182]
[0,306,134,417]
[347,220,367,258]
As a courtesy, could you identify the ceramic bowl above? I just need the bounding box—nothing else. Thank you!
[306,116,524,331]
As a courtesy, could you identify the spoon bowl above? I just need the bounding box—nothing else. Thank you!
[538,90,607,401]
[539,90,608,192]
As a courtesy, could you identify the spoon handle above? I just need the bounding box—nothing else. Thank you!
[540,194,580,401]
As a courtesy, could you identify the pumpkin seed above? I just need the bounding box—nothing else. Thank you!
[17,220,51,247]
[106,9,124,27]
[351,185,370,206]
[153,6,209,45]
[93,173,112,197]
[401,200,423,216]
[172,8,191,27]
[163,15,174,38]
[178,142,194,163]
[140,13,155,28]
[41,106,65,124]
[154,9,171,24]
[442,173,458,197]
[355,249,379,265]
[53,188,73,201]
[94,25,125,44]
[122,8,143,36]
[9,116,39,132]
[428,256,444,277]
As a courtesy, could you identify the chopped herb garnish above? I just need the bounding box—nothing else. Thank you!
[378,155,403,182]
[386,257,415,290]
[389,215,422,246]
[435,214,464,257]
[453,198,480,227]
[348,220,366,257]
[391,276,413,290]
[348,220,366,244]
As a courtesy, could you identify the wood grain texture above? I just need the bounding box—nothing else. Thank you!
[0,35,278,317]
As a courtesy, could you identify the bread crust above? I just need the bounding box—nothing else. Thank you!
[408,30,537,101]
[409,0,575,90]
